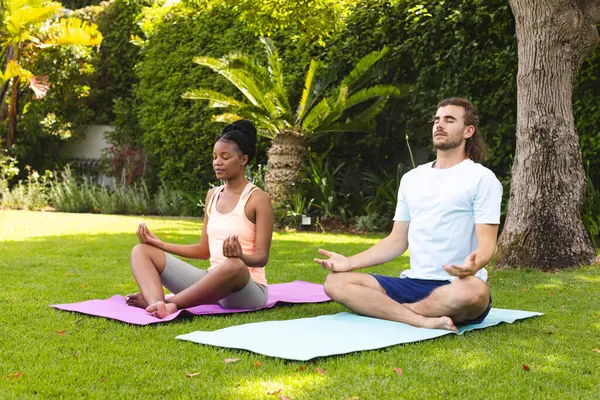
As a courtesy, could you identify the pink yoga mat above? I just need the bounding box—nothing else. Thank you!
[51,281,330,325]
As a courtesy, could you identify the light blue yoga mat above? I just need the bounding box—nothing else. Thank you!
[176,308,542,361]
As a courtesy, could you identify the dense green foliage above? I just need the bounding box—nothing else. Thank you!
[135,3,272,193]
[14,44,98,172]
[4,0,600,238]
[89,0,145,128]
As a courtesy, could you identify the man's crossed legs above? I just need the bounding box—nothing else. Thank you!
[323,272,491,332]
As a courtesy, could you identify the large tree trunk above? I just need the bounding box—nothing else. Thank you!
[266,130,307,204]
[497,0,600,269]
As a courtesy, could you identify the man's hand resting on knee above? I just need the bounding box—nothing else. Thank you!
[314,249,353,272]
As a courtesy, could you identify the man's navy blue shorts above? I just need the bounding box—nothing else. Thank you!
[371,275,492,325]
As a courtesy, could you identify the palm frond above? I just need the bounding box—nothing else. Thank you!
[344,85,401,110]
[223,52,270,91]
[264,90,293,121]
[182,88,246,108]
[319,85,348,128]
[193,55,275,114]
[301,98,331,133]
[343,97,390,128]
[340,47,389,90]
[308,121,373,143]
[260,37,290,113]
[42,17,103,47]
[211,113,242,124]
[3,4,61,44]
[307,95,395,142]
[295,59,318,124]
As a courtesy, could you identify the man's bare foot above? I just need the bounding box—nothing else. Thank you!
[125,293,148,309]
[145,301,177,319]
[424,316,458,332]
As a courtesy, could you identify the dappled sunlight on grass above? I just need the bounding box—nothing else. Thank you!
[449,348,491,371]
[573,274,600,283]
[228,371,324,399]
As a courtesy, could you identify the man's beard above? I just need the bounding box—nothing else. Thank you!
[433,134,463,151]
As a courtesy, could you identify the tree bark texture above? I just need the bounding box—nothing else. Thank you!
[266,130,307,204]
[497,0,600,268]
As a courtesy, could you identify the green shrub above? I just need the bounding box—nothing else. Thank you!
[0,152,19,194]
[582,167,600,247]
[354,212,382,232]
[92,184,120,214]
[121,183,152,215]
[155,183,186,216]
[1,168,51,211]
[49,167,96,213]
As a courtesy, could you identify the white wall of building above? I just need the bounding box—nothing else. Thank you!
[62,125,115,186]
[63,125,114,160]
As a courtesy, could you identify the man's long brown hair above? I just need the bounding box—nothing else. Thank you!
[437,97,486,163]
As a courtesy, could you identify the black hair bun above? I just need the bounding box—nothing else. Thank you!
[219,119,257,163]
[227,119,257,143]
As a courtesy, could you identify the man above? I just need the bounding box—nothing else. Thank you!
[314,98,502,331]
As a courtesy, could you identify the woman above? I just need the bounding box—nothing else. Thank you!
[125,120,274,318]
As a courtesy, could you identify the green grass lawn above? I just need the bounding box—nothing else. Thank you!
[1,210,599,399]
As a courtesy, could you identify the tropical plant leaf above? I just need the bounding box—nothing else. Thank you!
[260,37,290,113]
[296,59,318,124]
[319,85,348,128]
[28,75,49,99]
[301,98,331,133]
[193,56,276,115]
[309,121,373,142]
[344,85,401,110]
[224,51,270,92]
[340,47,389,90]
[182,88,246,108]
[43,17,103,47]
[0,59,33,84]
[211,113,242,124]
[3,3,61,44]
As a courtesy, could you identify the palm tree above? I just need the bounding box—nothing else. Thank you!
[183,38,400,203]
[0,0,103,149]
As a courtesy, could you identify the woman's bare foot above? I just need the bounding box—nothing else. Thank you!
[125,293,148,309]
[423,316,458,332]
[145,301,177,319]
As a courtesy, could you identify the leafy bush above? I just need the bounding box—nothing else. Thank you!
[301,151,346,221]
[92,184,120,214]
[0,151,19,193]
[354,212,382,232]
[1,168,51,210]
[119,183,152,215]
[89,0,144,125]
[582,167,600,247]
[362,164,406,220]
[49,167,96,213]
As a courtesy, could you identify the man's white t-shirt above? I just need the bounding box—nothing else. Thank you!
[394,159,502,282]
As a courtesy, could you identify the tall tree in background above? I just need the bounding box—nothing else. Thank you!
[497,0,600,268]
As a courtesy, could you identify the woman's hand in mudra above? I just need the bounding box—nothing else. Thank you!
[137,222,164,249]
[223,234,243,258]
